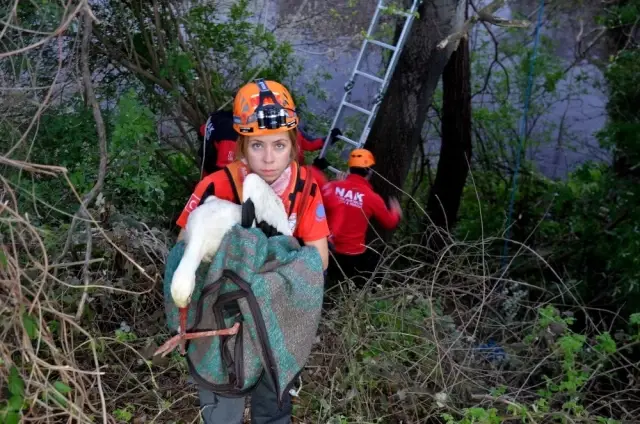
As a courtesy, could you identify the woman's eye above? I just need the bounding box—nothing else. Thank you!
[276,143,285,149]
[251,143,262,149]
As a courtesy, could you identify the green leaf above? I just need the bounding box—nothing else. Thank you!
[51,391,68,407]
[4,412,20,424]
[7,395,23,411]
[22,313,38,340]
[53,381,72,394]
[42,388,68,408]
[8,366,24,397]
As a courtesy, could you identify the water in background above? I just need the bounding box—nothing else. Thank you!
[259,0,612,180]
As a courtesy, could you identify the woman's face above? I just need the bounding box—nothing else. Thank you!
[244,133,292,183]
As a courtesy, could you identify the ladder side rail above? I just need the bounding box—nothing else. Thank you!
[319,0,423,162]
[357,0,421,146]
[318,0,386,159]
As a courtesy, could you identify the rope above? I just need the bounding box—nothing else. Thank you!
[501,0,546,268]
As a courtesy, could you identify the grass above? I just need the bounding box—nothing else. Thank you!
[1,165,640,424]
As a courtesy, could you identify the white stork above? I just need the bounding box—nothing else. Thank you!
[155,174,292,357]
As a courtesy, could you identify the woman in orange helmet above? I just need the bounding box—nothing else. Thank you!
[175,79,329,424]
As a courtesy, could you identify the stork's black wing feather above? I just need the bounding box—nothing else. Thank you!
[241,199,255,228]
[241,198,285,237]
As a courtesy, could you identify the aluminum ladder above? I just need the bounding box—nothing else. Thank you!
[317,0,422,174]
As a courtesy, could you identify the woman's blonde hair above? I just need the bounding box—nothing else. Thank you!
[235,128,300,162]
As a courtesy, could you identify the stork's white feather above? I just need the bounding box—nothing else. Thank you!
[242,173,293,237]
[171,196,241,308]
[170,177,290,309]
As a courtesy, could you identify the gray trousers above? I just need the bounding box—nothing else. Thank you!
[196,374,292,424]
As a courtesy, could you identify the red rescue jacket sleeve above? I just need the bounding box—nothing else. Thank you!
[367,192,401,230]
[320,182,340,240]
[309,165,328,188]
[297,130,324,152]
[294,186,330,243]
[320,182,337,219]
[175,172,234,228]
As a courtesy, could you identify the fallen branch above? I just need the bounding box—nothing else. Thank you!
[0,156,66,176]
[437,0,531,50]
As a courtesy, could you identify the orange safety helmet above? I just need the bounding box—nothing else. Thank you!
[348,148,376,168]
[232,79,298,136]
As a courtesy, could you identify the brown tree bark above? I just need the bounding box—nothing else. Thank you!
[363,0,467,240]
[424,33,472,237]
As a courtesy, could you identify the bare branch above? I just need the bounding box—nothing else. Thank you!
[437,0,531,51]
[75,220,92,321]
[0,156,65,176]
[92,28,201,124]
[56,8,108,274]
[0,0,87,60]
[470,0,511,99]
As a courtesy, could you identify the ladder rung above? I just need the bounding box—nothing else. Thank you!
[367,38,397,51]
[379,5,413,19]
[355,70,384,84]
[316,0,421,165]
[327,165,342,175]
[343,101,372,116]
[335,134,360,147]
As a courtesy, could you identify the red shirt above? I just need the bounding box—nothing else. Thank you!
[296,131,324,165]
[309,165,328,188]
[321,174,400,255]
[177,161,330,243]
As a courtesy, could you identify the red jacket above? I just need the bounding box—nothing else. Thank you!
[309,164,328,188]
[321,174,401,255]
[297,130,324,164]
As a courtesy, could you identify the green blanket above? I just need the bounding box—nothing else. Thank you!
[163,224,325,403]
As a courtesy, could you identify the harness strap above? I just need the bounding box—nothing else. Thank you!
[295,165,315,221]
[223,161,250,204]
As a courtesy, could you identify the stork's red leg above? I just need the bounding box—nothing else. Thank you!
[153,306,240,358]
[178,306,188,355]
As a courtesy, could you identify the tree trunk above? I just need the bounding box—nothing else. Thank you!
[424,33,472,238]
[363,0,467,241]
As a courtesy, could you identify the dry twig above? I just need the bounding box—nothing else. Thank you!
[437,0,531,51]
